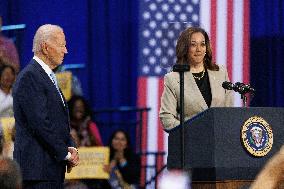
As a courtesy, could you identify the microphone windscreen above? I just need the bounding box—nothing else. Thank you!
[222,81,234,90]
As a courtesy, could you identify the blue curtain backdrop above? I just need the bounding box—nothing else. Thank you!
[0,0,138,144]
[250,0,284,107]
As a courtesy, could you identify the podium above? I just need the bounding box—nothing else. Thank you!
[167,107,284,188]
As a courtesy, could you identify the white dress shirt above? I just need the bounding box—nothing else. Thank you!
[33,56,65,105]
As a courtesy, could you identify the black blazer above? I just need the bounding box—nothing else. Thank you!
[13,59,75,181]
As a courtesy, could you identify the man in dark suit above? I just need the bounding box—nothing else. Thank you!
[13,24,79,189]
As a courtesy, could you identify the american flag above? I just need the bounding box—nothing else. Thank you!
[137,0,249,187]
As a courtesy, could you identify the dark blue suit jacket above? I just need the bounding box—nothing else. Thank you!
[13,59,75,181]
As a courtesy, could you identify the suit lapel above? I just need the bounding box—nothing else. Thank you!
[32,60,68,113]
[208,70,217,107]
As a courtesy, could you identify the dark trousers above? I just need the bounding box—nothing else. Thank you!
[23,180,64,189]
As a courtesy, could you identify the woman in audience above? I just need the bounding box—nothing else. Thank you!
[66,95,104,189]
[105,130,141,189]
[0,64,16,118]
[68,95,103,147]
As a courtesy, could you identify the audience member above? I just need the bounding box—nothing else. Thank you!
[68,95,103,147]
[250,146,284,189]
[105,130,141,189]
[1,126,15,158]
[0,135,3,154]
[0,64,16,118]
[66,95,103,189]
[0,157,22,189]
[0,17,20,73]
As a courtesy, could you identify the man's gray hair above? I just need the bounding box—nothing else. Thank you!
[32,24,63,53]
[0,157,22,189]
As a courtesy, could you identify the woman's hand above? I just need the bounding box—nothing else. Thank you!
[114,151,127,165]
[103,159,117,173]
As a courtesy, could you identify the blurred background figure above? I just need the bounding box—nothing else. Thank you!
[68,95,103,147]
[158,170,191,189]
[0,17,20,73]
[0,64,16,159]
[250,146,284,189]
[0,126,15,159]
[66,95,103,189]
[0,157,22,189]
[0,64,16,118]
[105,130,141,189]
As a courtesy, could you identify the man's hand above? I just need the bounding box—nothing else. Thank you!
[67,147,79,167]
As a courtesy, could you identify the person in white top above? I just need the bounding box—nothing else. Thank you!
[0,64,16,118]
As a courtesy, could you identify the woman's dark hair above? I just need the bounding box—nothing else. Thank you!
[175,26,219,71]
[109,130,133,161]
[0,64,16,79]
[67,95,92,121]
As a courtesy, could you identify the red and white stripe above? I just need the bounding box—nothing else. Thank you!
[138,0,249,187]
[201,0,250,107]
[138,77,167,188]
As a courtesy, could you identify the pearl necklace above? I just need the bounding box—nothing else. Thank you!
[192,69,205,80]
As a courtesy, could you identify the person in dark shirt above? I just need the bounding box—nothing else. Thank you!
[105,130,141,189]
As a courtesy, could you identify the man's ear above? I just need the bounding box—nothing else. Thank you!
[41,42,48,55]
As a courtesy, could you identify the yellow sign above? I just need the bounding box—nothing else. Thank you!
[0,117,15,142]
[65,147,110,179]
[56,71,72,101]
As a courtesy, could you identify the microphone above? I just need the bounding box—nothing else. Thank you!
[222,81,255,94]
[222,81,235,90]
[234,82,255,94]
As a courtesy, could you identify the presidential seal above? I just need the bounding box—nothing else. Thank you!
[241,116,273,157]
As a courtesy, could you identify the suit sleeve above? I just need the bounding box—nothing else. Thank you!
[15,73,68,161]
[159,74,180,131]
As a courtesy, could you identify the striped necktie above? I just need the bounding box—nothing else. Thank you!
[50,72,60,92]
[50,72,65,105]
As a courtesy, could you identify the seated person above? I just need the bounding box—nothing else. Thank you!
[104,130,141,189]
[66,95,103,189]
[0,64,16,118]
[68,95,103,147]
[250,146,284,189]
[0,157,22,189]
[0,17,20,73]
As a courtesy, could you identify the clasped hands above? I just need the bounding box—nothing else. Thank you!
[67,147,79,173]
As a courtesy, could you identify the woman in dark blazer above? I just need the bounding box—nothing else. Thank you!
[159,27,234,131]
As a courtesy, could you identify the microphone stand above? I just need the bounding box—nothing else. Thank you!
[173,64,190,170]
[241,94,248,107]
